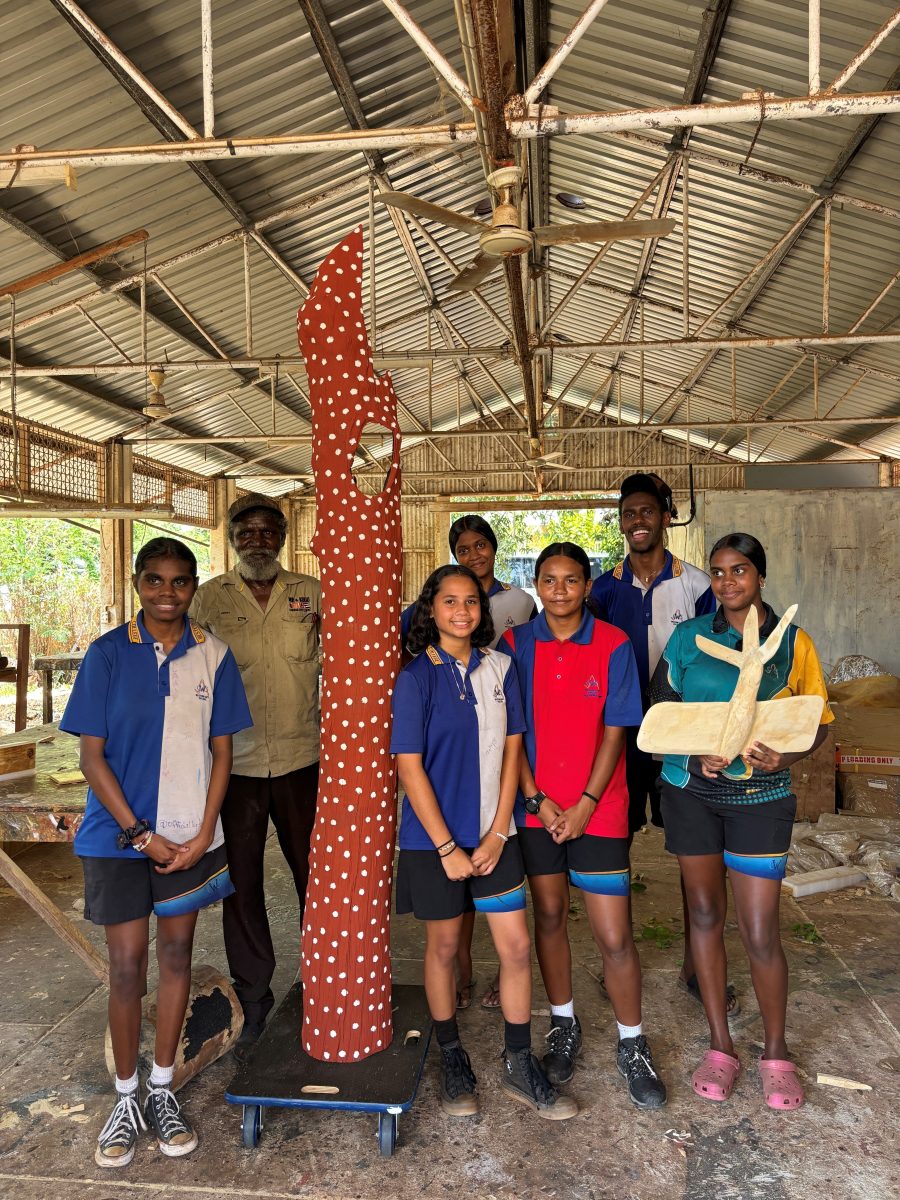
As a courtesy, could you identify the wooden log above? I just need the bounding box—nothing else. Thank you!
[105,964,243,1092]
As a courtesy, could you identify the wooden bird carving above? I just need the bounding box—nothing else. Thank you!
[637,604,824,763]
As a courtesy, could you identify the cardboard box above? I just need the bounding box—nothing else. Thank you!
[832,707,900,777]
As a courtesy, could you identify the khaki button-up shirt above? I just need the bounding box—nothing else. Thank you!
[190,565,322,777]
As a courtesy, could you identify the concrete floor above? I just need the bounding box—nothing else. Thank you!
[1,825,898,1200]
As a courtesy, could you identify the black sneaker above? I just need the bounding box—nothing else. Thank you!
[501,1047,579,1120]
[616,1035,667,1109]
[143,1085,199,1157]
[542,1015,583,1086]
[439,1043,479,1116]
[233,1019,265,1064]
[95,1090,146,1168]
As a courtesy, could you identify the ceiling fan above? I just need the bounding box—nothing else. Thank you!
[375,166,676,292]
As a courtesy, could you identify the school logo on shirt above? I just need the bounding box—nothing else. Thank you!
[583,675,601,699]
[504,615,515,628]
[195,681,210,702]
[289,596,311,612]
[671,609,684,625]
[493,683,505,704]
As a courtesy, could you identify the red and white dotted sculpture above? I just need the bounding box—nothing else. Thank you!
[297,228,402,1062]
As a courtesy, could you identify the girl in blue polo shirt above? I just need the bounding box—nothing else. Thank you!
[60,538,251,1168]
[390,564,576,1122]
[651,532,833,1111]
[497,542,667,1111]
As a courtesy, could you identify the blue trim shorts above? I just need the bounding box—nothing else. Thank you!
[396,838,526,921]
[81,843,235,925]
[518,825,631,896]
[659,781,796,880]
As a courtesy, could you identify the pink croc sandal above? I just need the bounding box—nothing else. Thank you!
[691,1049,741,1102]
[759,1058,805,1110]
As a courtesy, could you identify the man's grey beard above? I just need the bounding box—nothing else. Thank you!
[236,549,279,582]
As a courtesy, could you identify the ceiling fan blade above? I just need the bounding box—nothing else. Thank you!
[447,253,502,292]
[375,191,486,235]
[533,217,677,247]
[541,461,579,471]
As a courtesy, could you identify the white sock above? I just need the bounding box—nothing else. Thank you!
[550,1000,575,1021]
[617,1021,642,1041]
[115,1070,139,1096]
[149,1061,174,1089]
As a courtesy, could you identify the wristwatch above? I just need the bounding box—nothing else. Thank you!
[523,791,547,815]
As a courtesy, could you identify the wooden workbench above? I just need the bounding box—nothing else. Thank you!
[0,723,85,845]
[32,652,85,724]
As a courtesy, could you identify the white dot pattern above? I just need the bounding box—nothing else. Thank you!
[296,226,402,1062]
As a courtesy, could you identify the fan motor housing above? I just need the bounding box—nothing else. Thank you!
[479,225,533,257]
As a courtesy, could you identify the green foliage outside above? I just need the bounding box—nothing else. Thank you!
[0,519,210,663]
[456,507,624,584]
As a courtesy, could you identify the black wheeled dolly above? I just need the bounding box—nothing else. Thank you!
[225,981,432,1156]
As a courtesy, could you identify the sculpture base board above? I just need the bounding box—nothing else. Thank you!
[225,980,432,1155]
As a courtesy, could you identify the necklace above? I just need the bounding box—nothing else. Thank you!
[450,659,468,701]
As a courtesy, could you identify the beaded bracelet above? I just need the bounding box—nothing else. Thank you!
[133,830,154,853]
[438,840,457,858]
[490,830,509,843]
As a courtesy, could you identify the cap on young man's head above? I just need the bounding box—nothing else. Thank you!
[619,472,666,511]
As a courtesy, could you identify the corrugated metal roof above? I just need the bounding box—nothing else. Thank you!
[1,0,897,503]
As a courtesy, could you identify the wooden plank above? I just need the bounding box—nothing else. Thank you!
[49,768,86,787]
[0,743,36,776]
[0,844,108,982]
[793,726,836,822]
[0,230,148,297]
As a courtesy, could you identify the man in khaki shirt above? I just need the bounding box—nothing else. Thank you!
[190,494,321,1058]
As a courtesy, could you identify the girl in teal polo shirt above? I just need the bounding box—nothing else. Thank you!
[651,532,833,1110]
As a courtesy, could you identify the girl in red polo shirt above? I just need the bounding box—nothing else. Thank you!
[497,542,667,1110]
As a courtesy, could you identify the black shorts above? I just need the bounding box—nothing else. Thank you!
[518,826,631,897]
[659,781,796,881]
[396,839,526,921]
[81,843,234,925]
[626,732,663,833]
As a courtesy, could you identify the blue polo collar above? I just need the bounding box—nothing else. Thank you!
[532,607,594,645]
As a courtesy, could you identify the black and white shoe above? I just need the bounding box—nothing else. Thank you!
[616,1035,667,1109]
[501,1047,579,1120]
[143,1085,199,1157]
[95,1090,146,1168]
[542,1015,583,1086]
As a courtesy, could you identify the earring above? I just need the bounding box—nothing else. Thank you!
[760,578,766,588]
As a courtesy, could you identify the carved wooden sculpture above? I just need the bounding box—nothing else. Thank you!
[296,228,402,1061]
[638,605,824,761]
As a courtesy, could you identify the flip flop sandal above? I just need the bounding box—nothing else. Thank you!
[456,979,476,1011]
[759,1058,805,1110]
[479,977,501,1011]
[691,1049,741,1102]
[683,974,742,1018]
